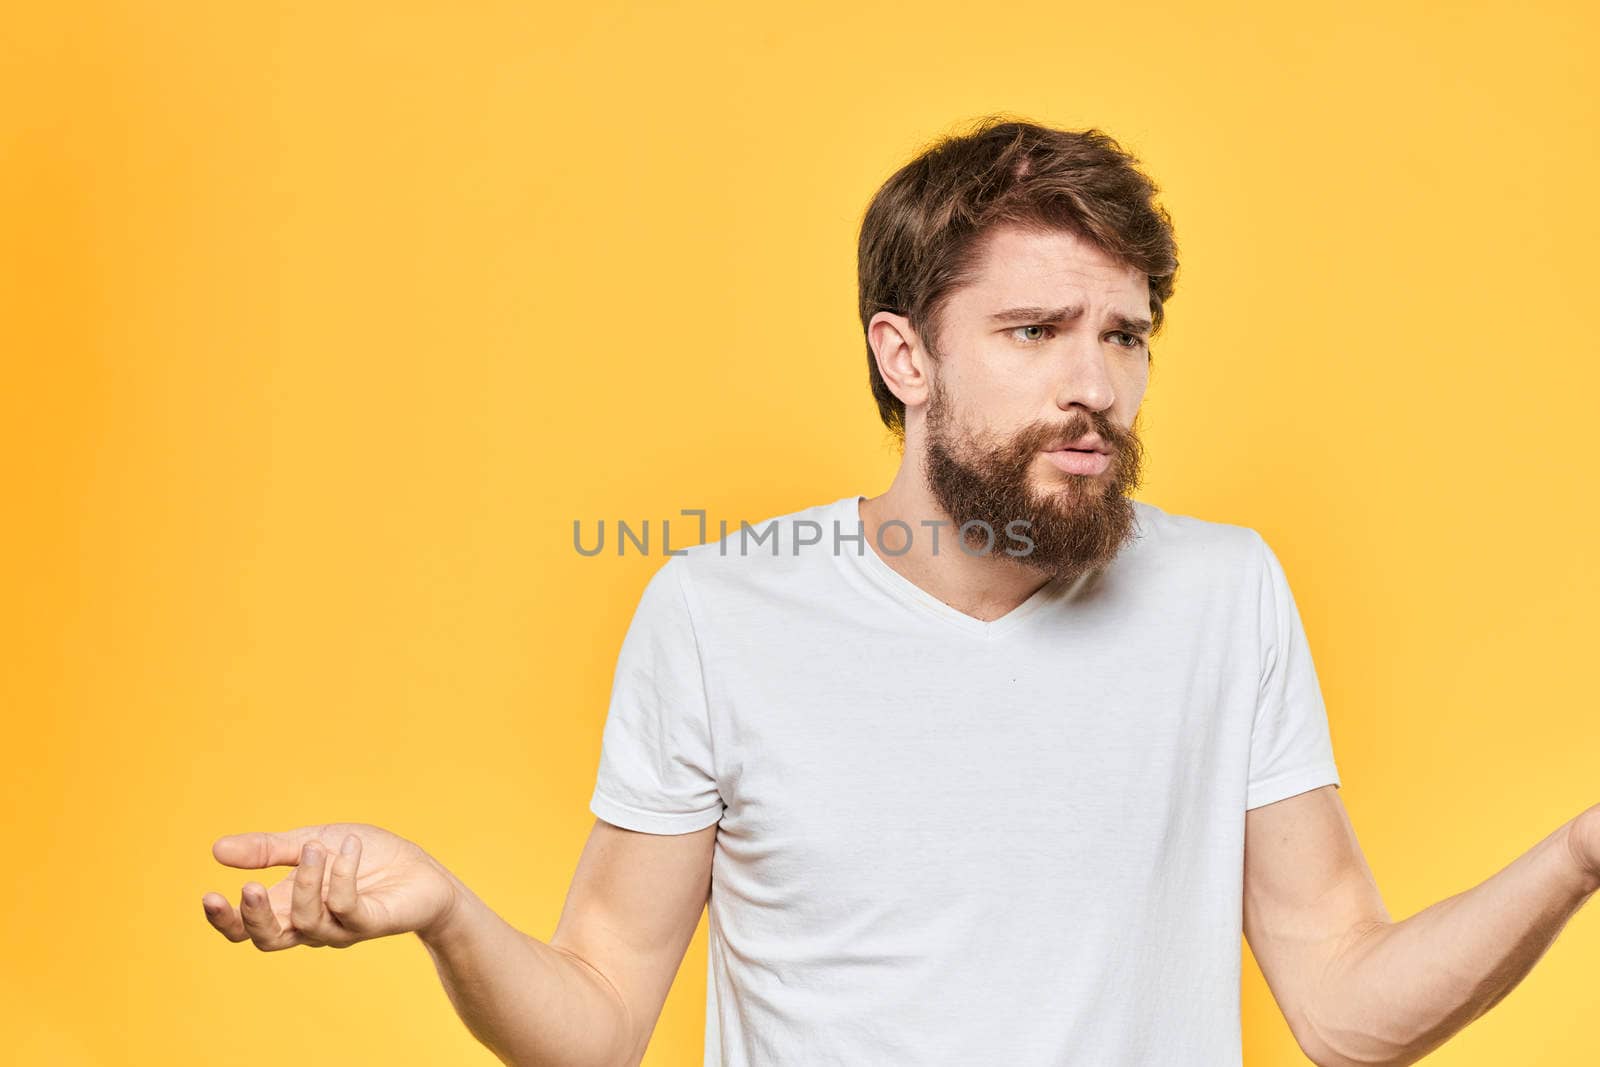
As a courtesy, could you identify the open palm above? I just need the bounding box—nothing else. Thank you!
[202,821,460,950]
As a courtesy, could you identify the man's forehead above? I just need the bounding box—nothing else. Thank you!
[964,224,1148,304]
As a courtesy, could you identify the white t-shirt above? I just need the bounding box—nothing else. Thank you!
[588,493,1340,1066]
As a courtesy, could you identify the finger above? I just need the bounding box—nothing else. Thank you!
[324,833,364,935]
[201,892,250,943]
[238,881,298,951]
[212,827,325,870]
[289,842,332,944]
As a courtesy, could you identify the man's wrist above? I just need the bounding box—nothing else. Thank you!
[1561,813,1600,898]
[417,865,476,950]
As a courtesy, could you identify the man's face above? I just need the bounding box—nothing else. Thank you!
[916,223,1152,580]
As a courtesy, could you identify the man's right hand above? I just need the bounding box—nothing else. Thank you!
[202,822,461,950]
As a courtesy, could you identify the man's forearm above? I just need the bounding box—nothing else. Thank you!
[1305,817,1599,1067]
[418,871,634,1067]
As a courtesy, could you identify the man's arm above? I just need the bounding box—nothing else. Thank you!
[1243,785,1600,1067]
[421,817,716,1067]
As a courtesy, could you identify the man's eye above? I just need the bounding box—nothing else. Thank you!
[1011,325,1146,348]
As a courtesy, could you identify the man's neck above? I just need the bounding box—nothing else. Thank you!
[857,472,1054,624]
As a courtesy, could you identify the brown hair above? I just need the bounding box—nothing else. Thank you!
[856,115,1180,440]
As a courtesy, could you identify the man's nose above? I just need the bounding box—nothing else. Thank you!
[1051,335,1117,413]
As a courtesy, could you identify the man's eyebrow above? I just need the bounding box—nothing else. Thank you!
[988,305,1153,335]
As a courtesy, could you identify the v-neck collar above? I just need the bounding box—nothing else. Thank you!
[828,494,1080,639]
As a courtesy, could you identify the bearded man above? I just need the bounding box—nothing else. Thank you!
[205,117,1600,1067]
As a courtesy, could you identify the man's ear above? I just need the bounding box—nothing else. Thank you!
[868,311,933,412]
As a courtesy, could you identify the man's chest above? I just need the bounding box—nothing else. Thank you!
[703,628,1252,906]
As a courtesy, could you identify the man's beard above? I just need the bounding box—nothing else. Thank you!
[922,371,1146,581]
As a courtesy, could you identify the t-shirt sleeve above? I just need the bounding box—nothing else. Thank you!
[1245,531,1342,811]
[588,557,724,834]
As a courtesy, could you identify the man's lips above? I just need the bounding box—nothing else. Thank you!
[1042,434,1110,455]
[1041,444,1112,475]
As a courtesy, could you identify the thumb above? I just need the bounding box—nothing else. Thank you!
[211,827,325,869]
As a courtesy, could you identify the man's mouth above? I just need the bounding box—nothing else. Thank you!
[1043,434,1110,455]
[1041,446,1112,475]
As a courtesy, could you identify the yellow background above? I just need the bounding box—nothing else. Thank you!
[4,1,1598,1063]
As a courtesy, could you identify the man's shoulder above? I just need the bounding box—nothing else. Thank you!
[1129,497,1267,570]
[669,495,846,557]
[660,494,852,596]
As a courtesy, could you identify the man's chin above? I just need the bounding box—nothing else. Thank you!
[1027,469,1113,504]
